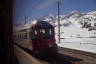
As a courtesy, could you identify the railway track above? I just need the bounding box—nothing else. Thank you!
[58,47,96,64]
[15,44,96,64]
[58,47,96,58]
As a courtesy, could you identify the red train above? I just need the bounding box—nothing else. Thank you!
[14,20,57,55]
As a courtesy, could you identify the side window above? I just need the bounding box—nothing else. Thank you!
[49,29,51,35]
[24,32,27,39]
[17,30,28,39]
[48,28,54,36]
[34,30,37,35]
[20,33,22,39]
[21,33,23,38]
[51,28,54,36]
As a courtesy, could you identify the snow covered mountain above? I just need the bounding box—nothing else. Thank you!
[38,14,56,26]
[64,10,82,18]
[39,10,96,28]
[39,10,96,38]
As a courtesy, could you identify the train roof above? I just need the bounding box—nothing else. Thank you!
[13,20,37,31]
[36,21,53,28]
[13,20,53,32]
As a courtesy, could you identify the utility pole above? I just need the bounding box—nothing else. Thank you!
[25,16,28,24]
[57,1,60,43]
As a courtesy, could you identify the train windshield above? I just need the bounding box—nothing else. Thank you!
[31,28,54,39]
[40,28,54,38]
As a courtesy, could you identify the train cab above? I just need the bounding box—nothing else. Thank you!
[30,21,57,52]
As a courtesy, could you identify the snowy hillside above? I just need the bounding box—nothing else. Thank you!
[40,10,96,53]
[39,10,96,38]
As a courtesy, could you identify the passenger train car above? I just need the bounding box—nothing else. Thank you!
[14,20,57,55]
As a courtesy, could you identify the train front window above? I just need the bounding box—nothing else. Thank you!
[31,28,54,39]
[34,30,38,35]
[40,29,45,34]
[49,29,52,35]
[40,28,54,38]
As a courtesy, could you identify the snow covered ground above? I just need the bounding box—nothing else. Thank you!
[55,23,96,53]
[40,10,96,54]
[52,10,96,54]
[38,10,96,54]
[56,38,96,53]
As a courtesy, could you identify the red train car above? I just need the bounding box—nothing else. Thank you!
[14,20,57,55]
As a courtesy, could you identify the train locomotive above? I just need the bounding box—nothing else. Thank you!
[14,20,57,55]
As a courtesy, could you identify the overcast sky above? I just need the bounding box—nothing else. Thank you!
[13,0,96,24]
